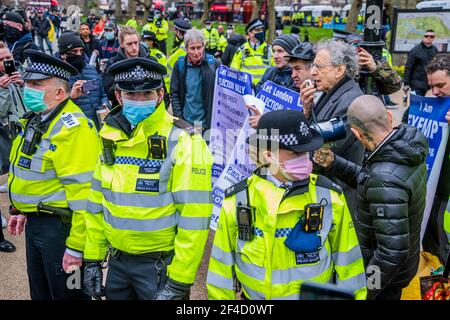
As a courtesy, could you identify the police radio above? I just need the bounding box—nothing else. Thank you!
[21,117,42,156]
[237,203,254,241]
[148,132,167,160]
[303,198,328,232]
[101,138,116,165]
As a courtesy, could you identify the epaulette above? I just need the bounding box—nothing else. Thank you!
[224,179,248,198]
[173,118,201,136]
[315,175,343,194]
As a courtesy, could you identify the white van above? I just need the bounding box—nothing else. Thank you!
[416,0,450,9]
[340,4,366,20]
[300,5,335,19]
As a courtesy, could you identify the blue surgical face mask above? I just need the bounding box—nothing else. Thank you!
[122,98,158,126]
[105,31,115,40]
[23,87,49,112]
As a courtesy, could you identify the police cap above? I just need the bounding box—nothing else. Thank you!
[248,110,323,153]
[107,57,167,92]
[142,30,157,42]
[22,49,78,81]
[245,19,264,33]
[332,29,353,41]
[173,18,192,32]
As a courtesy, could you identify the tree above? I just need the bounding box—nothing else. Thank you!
[201,0,214,24]
[250,0,265,21]
[115,0,123,22]
[135,0,153,21]
[346,0,363,33]
[267,0,276,44]
[128,0,137,19]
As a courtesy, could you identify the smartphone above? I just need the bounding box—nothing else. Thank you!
[82,80,99,93]
[305,79,316,89]
[3,60,16,75]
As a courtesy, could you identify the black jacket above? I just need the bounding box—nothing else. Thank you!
[170,54,220,130]
[81,35,99,58]
[221,34,246,67]
[33,17,51,37]
[10,32,41,64]
[404,42,438,92]
[326,125,428,299]
[255,66,297,95]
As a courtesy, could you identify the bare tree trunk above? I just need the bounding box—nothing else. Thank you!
[267,0,276,44]
[144,0,153,21]
[251,0,264,21]
[346,0,362,32]
[385,0,394,26]
[115,0,123,22]
[128,0,137,19]
[82,0,89,17]
[201,0,213,24]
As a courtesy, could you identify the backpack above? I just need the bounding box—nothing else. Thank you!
[177,54,216,74]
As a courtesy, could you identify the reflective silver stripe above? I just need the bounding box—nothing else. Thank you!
[172,190,212,205]
[206,271,234,291]
[211,245,234,266]
[13,165,57,180]
[337,272,367,292]
[59,171,94,185]
[332,245,363,267]
[103,207,179,232]
[178,216,210,230]
[235,252,265,281]
[241,284,265,300]
[29,112,86,172]
[272,293,299,300]
[86,201,103,214]
[10,190,66,204]
[271,247,332,284]
[159,126,182,193]
[68,199,88,211]
[103,189,173,208]
[91,178,102,192]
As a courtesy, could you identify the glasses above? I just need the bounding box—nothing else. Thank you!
[311,63,335,70]
[424,35,435,38]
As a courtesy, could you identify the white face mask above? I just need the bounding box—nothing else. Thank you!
[227,30,232,35]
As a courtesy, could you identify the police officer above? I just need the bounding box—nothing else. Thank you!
[149,10,169,55]
[230,19,274,87]
[7,50,100,300]
[83,58,213,300]
[207,110,367,300]
[166,18,192,82]
[142,30,170,91]
[202,19,220,56]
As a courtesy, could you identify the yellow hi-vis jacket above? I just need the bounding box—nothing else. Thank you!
[230,41,274,86]
[203,27,220,51]
[8,99,100,253]
[142,19,169,42]
[149,47,170,92]
[218,34,228,52]
[167,42,187,84]
[445,198,450,244]
[83,103,213,285]
[207,173,367,300]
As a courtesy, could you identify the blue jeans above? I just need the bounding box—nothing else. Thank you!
[36,35,53,55]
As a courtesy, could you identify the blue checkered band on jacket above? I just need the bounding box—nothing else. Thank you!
[114,156,163,167]
[114,65,162,82]
[253,227,293,238]
[26,61,71,80]
[256,133,299,146]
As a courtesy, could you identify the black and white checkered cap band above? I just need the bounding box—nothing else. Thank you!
[256,133,299,146]
[26,60,71,80]
[114,65,162,82]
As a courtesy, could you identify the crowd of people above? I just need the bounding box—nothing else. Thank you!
[0,5,449,302]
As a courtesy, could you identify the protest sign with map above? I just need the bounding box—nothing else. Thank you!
[391,9,450,53]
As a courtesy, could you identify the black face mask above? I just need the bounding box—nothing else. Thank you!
[4,25,23,43]
[65,53,85,71]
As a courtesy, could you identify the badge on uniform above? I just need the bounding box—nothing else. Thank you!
[18,156,32,169]
[138,166,161,174]
[135,178,159,192]
[295,251,320,265]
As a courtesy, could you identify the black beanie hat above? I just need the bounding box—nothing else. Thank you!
[4,11,25,25]
[272,34,299,55]
[58,32,85,54]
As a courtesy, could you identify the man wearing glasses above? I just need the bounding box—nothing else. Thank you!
[404,29,438,97]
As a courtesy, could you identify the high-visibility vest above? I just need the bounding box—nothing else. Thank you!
[126,18,140,33]
[207,173,367,300]
[150,18,169,42]
[203,27,220,51]
[445,198,450,244]
[149,47,170,92]
[217,34,228,52]
[83,104,213,285]
[230,41,274,86]
[167,43,187,81]
[382,48,393,67]
[8,99,100,253]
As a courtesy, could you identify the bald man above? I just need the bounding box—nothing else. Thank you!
[314,95,428,300]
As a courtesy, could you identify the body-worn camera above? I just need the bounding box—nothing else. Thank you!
[310,117,346,144]
[303,202,324,232]
[148,133,167,160]
[237,203,254,241]
[21,118,42,155]
[102,138,116,165]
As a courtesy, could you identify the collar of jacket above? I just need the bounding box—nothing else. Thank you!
[21,98,69,132]
[365,128,398,163]
[117,44,150,60]
[315,76,354,111]
[254,167,310,200]
[101,101,170,144]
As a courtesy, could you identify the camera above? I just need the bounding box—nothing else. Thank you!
[82,80,99,93]
[310,117,346,144]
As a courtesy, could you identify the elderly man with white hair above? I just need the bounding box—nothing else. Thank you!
[300,40,364,218]
[170,28,221,131]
